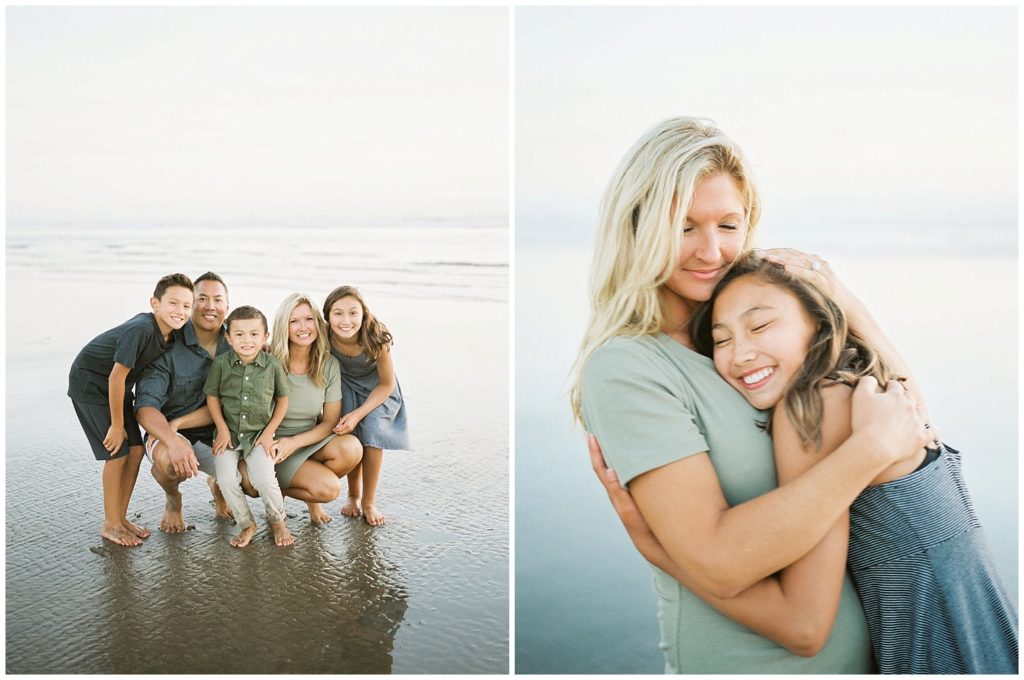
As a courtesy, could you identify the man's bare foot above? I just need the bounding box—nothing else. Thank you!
[102,522,142,547]
[229,524,257,548]
[307,502,332,524]
[159,493,186,532]
[122,518,151,539]
[207,476,233,519]
[362,503,386,526]
[340,496,361,518]
[270,520,294,546]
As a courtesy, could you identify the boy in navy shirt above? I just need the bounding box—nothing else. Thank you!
[68,273,194,546]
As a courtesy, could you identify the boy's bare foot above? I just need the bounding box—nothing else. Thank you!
[102,522,142,547]
[229,524,257,548]
[340,496,361,518]
[270,520,294,546]
[307,502,332,524]
[362,504,386,526]
[207,476,233,519]
[159,493,186,532]
[123,518,151,539]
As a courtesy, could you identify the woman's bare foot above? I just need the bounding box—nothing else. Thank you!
[229,524,257,548]
[270,520,294,546]
[340,496,361,518]
[362,503,386,526]
[307,502,332,524]
[122,517,151,539]
[207,476,233,519]
[102,522,142,547]
[159,493,186,532]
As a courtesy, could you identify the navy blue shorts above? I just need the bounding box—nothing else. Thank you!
[71,399,144,460]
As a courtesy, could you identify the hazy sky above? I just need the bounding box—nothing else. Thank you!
[517,6,1017,249]
[7,7,508,224]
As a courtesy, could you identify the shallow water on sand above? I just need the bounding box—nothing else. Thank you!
[5,224,508,674]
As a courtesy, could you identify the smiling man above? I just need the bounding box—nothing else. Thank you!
[134,271,233,531]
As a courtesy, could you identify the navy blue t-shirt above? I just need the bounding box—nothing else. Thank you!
[67,312,175,405]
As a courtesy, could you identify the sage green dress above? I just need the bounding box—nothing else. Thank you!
[274,355,342,488]
[581,333,874,674]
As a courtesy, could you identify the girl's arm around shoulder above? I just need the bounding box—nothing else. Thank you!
[627,378,911,600]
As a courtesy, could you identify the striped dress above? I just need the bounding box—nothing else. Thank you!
[848,444,1018,674]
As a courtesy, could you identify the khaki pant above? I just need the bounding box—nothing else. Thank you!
[214,445,286,528]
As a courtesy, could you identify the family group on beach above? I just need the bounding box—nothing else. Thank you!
[67,272,409,548]
[573,117,1018,673]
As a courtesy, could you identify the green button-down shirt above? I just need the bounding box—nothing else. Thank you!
[203,349,289,456]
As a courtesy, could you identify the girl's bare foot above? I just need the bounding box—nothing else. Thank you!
[230,524,257,548]
[207,476,234,519]
[362,503,386,526]
[102,522,142,547]
[340,496,361,518]
[307,502,332,524]
[122,518,151,539]
[270,520,294,546]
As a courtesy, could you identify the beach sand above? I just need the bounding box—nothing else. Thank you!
[6,277,508,674]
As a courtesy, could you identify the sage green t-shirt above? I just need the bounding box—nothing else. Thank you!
[581,333,874,674]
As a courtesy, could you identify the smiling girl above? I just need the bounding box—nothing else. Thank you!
[688,252,1018,673]
[323,286,409,526]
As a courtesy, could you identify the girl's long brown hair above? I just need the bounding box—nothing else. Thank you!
[690,252,902,450]
[322,285,393,362]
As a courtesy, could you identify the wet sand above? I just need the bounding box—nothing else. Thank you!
[6,279,508,674]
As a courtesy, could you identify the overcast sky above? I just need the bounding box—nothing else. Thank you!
[517,6,1017,249]
[7,7,508,224]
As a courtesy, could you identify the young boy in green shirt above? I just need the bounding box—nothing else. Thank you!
[204,305,292,547]
[68,273,194,547]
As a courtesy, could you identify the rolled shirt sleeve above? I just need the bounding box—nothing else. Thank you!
[134,353,172,412]
[581,337,709,487]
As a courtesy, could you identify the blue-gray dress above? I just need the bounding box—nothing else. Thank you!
[848,444,1018,674]
[329,346,410,451]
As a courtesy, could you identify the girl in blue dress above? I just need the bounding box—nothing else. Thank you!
[323,286,409,526]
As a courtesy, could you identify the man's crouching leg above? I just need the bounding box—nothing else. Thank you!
[148,439,188,533]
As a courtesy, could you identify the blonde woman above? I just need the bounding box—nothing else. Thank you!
[269,293,363,523]
[571,117,931,673]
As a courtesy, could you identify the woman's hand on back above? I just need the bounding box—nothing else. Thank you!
[588,434,675,568]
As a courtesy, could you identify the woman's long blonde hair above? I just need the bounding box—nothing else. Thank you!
[271,293,332,388]
[689,253,902,450]
[570,117,762,422]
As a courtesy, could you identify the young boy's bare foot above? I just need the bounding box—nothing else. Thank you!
[122,517,151,539]
[307,502,332,524]
[270,520,294,546]
[207,476,233,519]
[159,492,186,532]
[102,522,142,547]
[340,496,361,518]
[229,524,257,548]
[362,504,386,526]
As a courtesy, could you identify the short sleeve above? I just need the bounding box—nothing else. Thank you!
[112,319,149,369]
[581,339,709,487]
[273,359,290,398]
[324,356,342,403]
[203,357,223,397]
[134,353,172,412]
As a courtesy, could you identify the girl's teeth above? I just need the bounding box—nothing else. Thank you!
[743,367,774,385]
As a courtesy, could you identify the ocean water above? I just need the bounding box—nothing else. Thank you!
[6,218,508,304]
[5,220,509,674]
[515,244,1018,674]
